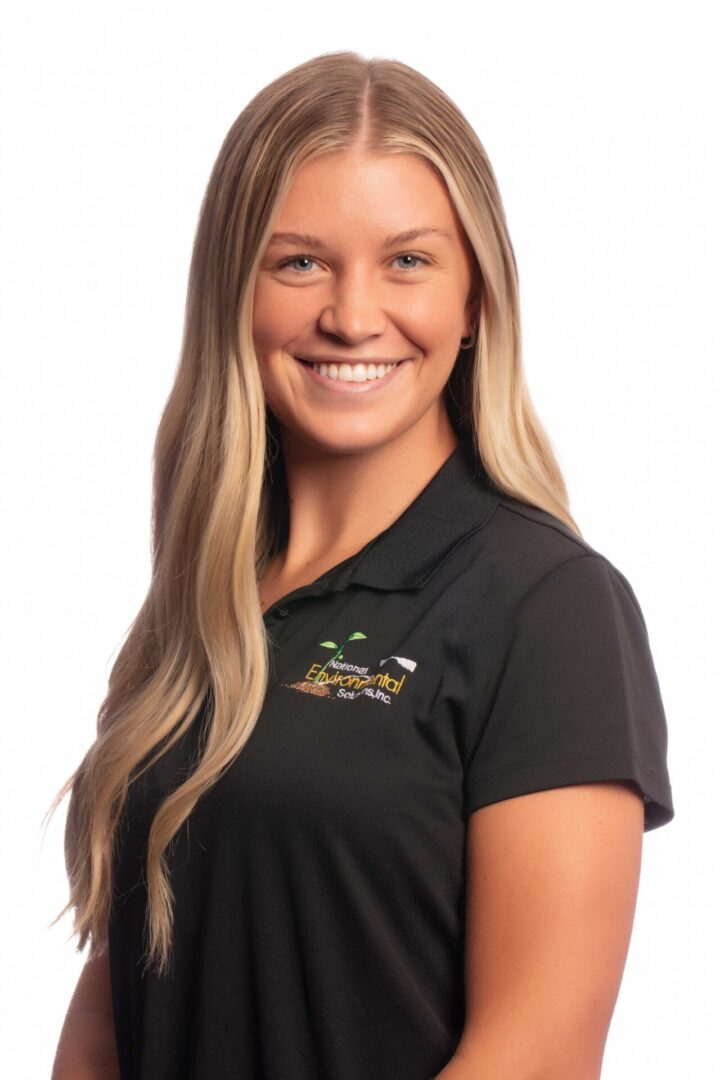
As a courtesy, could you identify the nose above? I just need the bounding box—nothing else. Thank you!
[316,271,388,344]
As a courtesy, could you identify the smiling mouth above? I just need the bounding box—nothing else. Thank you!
[295,357,409,383]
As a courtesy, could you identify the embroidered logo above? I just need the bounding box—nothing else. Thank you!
[282,629,417,705]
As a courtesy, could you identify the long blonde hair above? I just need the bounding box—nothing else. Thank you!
[44,50,581,978]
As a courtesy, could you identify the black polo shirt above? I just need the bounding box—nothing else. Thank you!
[108,430,674,1080]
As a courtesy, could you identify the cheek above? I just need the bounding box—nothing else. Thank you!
[252,291,278,354]
[253,280,312,351]
[407,310,464,377]
[399,295,464,349]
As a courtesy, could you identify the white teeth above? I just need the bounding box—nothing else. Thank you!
[310,361,399,382]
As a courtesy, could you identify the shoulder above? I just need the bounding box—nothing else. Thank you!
[455,488,641,629]
[492,491,599,573]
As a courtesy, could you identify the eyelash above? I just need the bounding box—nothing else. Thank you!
[277,252,431,273]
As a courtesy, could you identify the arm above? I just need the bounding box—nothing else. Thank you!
[435,780,644,1080]
[51,949,121,1080]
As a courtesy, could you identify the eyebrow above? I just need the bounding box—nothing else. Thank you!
[266,227,454,251]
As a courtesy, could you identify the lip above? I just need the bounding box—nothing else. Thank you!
[294,356,413,394]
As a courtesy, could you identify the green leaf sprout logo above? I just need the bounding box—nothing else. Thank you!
[312,631,367,682]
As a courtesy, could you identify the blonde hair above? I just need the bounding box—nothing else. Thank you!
[44,50,581,978]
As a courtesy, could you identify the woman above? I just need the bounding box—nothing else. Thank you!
[49,51,674,1080]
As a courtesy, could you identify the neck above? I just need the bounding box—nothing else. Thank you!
[270,413,460,581]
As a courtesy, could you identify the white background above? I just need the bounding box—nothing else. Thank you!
[1,1,717,1076]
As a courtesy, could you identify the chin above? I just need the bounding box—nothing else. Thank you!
[276,421,415,459]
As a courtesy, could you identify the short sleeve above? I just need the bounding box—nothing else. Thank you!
[462,553,675,832]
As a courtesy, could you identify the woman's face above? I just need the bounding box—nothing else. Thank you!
[253,149,478,455]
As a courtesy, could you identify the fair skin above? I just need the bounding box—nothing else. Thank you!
[54,147,645,1079]
[51,949,119,1079]
[253,147,479,611]
[435,781,644,1079]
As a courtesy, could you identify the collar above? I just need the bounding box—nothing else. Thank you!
[327,431,501,594]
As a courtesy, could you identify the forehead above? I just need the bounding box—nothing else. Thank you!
[270,151,466,246]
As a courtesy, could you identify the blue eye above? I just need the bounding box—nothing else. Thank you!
[394,253,428,269]
[278,252,430,273]
[281,255,317,273]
